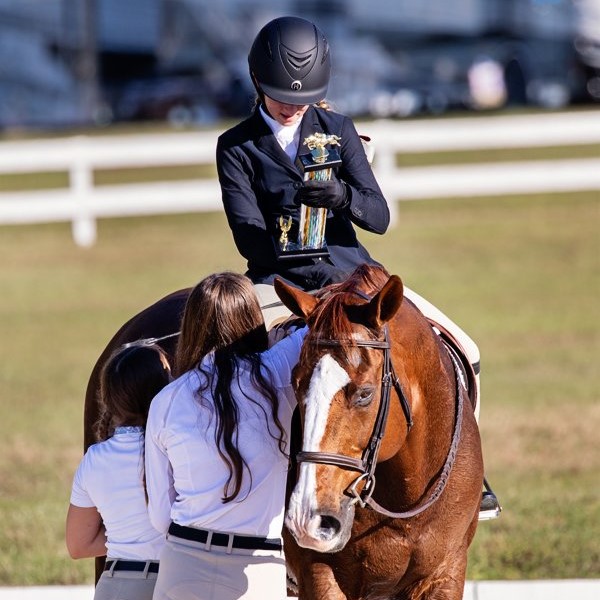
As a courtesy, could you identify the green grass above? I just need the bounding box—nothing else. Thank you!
[396,143,600,167]
[366,191,600,579]
[0,211,245,585]
[0,181,598,582]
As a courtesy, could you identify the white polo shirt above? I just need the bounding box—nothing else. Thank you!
[70,428,165,560]
[145,326,307,539]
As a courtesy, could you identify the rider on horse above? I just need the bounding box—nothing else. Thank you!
[216,15,500,519]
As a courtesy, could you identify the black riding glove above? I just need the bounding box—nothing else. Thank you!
[295,179,349,210]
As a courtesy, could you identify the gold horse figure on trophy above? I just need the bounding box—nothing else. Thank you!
[304,132,341,164]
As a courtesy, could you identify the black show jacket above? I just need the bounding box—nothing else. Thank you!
[216,105,390,290]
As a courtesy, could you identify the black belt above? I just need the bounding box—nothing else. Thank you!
[105,560,159,574]
[168,522,282,551]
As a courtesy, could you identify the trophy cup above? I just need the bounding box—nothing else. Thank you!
[274,132,342,261]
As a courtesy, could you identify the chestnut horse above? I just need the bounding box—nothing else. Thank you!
[83,265,483,597]
[274,264,484,599]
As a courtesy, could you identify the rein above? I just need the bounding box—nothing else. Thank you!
[367,341,465,519]
[118,299,289,350]
[121,331,180,349]
[296,318,466,520]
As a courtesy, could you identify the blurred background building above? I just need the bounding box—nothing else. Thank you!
[0,0,598,130]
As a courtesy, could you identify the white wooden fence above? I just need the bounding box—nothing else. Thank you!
[1,111,599,247]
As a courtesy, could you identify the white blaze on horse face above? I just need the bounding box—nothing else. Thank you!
[287,354,350,538]
[303,353,350,451]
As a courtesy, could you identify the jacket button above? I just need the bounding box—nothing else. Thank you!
[293,182,302,189]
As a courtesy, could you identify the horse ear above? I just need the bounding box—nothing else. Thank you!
[365,275,404,328]
[274,278,319,320]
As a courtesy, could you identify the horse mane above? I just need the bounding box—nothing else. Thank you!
[311,264,391,342]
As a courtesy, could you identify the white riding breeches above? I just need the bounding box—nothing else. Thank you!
[402,287,481,422]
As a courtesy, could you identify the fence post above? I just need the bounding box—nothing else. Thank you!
[70,136,97,247]
[373,143,398,227]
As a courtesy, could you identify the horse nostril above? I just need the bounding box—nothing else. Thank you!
[318,515,341,541]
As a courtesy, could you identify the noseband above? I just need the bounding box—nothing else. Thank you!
[295,294,466,519]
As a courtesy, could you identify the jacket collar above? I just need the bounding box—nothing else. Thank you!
[251,106,299,178]
[252,105,326,178]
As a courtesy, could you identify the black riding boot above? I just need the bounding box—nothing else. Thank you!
[479,477,502,520]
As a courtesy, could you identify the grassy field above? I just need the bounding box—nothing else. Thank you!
[0,171,598,583]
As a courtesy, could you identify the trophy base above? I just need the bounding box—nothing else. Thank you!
[274,240,330,261]
[297,148,342,172]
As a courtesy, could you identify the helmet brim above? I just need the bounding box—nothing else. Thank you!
[260,81,327,106]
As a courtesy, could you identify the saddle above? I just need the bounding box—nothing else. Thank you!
[267,314,306,347]
[426,318,478,413]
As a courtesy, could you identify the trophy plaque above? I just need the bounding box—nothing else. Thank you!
[274,132,342,261]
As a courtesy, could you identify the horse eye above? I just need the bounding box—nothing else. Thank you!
[353,386,375,407]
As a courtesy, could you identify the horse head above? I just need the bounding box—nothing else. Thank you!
[275,265,408,553]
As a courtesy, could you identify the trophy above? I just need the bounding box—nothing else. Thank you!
[274,132,342,261]
[278,215,292,251]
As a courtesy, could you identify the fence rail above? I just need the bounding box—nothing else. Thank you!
[1,111,599,247]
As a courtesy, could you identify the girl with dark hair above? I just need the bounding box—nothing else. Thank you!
[145,271,307,600]
[66,343,172,600]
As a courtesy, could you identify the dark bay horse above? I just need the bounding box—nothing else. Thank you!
[84,265,483,598]
[274,265,483,599]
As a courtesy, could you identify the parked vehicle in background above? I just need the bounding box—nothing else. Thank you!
[0,0,598,130]
[347,32,591,119]
[99,65,256,126]
[0,9,83,130]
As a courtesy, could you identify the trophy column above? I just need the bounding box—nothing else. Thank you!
[274,132,342,261]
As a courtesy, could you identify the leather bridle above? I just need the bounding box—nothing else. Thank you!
[295,319,466,519]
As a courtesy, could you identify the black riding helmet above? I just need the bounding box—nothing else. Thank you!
[248,16,331,105]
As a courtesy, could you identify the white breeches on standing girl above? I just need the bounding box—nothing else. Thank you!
[152,535,287,600]
[93,567,158,600]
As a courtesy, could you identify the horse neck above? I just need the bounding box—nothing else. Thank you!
[377,308,457,505]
